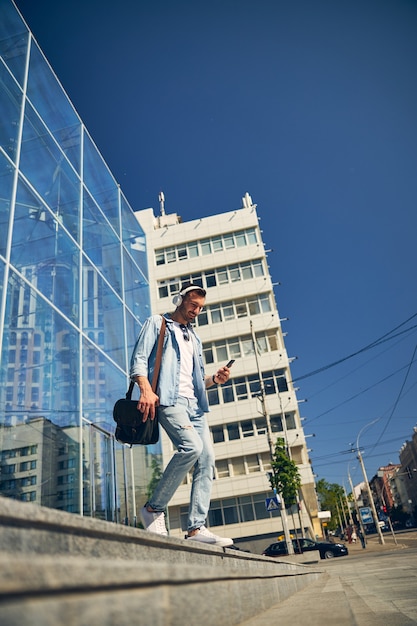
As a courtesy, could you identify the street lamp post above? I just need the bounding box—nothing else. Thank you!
[376,477,397,545]
[354,419,385,545]
[250,320,294,555]
[356,447,385,545]
[347,465,367,544]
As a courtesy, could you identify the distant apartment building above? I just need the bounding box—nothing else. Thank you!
[135,194,320,547]
[399,427,417,517]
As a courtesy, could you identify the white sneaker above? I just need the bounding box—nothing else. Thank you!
[186,525,233,547]
[140,505,168,536]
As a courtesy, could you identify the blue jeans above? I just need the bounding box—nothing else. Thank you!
[148,396,215,532]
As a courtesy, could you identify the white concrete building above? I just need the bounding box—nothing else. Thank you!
[135,193,320,550]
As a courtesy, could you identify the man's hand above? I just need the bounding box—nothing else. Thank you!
[214,365,231,385]
[135,376,159,421]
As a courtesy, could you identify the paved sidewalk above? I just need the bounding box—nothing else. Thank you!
[241,533,417,625]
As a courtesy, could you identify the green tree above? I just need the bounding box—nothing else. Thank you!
[268,437,301,506]
[315,479,346,530]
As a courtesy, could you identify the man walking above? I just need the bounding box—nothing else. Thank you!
[130,283,233,547]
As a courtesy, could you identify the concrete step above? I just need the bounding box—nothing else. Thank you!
[0,497,324,625]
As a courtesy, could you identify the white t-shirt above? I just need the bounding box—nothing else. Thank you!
[172,322,195,399]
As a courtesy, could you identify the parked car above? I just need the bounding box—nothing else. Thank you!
[262,537,349,560]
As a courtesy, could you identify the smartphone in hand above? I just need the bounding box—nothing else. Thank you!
[226,360,235,368]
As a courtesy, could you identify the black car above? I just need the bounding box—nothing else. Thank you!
[262,537,348,560]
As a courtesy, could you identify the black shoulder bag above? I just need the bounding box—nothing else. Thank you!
[113,317,166,446]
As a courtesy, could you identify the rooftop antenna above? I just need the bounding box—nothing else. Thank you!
[159,191,165,216]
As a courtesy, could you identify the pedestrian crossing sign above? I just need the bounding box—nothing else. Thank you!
[265,495,281,511]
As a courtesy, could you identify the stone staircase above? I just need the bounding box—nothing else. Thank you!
[0,497,323,625]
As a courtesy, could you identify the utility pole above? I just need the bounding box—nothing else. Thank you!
[347,468,367,543]
[343,484,354,526]
[357,448,385,545]
[250,320,294,554]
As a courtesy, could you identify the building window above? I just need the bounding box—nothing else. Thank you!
[211,426,225,443]
[196,294,272,327]
[202,330,279,366]
[157,259,265,299]
[154,228,258,266]
[225,424,238,441]
[215,460,230,479]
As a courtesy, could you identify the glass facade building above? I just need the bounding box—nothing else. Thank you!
[0,1,156,523]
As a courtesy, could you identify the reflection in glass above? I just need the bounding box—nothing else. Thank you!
[0,2,153,525]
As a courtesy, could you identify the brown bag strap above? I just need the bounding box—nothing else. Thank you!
[127,316,166,399]
[150,316,166,391]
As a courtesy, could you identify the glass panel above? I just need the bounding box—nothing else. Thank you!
[241,420,254,438]
[212,236,223,252]
[223,234,235,249]
[285,412,296,430]
[1,270,80,427]
[208,504,223,527]
[207,387,220,406]
[83,132,119,232]
[125,310,142,356]
[200,239,211,255]
[203,345,214,364]
[229,265,240,282]
[241,263,253,280]
[222,382,234,403]
[228,341,241,358]
[248,298,260,316]
[27,42,81,173]
[166,247,176,263]
[227,423,239,441]
[0,5,28,88]
[222,302,234,320]
[235,233,246,247]
[177,245,187,260]
[247,229,257,244]
[214,343,228,362]
[197,310,208,326]
[188,243,198,258]
[256,336,268,354]
[223,499,239,524]
[0,60,23,164]
[211,426,225,444]
[253,259,264,277]
[217,268,228,284]
[123,251,150,323]
[239,498,255,522]
[82,258,125,369]
[215,459,229,477]
[0,153,14,256]
[210,305,222,324]
[255,417,267,435]
[20,103,80,240]
[235,377,248,401]
[12,182,80,324]
[121,195,147,271]
[270,415,283,432]
[242,338,253,356]
[205,271,216,288]
[254,496,270,520]
[260,294,271,312]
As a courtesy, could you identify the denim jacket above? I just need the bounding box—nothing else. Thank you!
[129,314,209,412]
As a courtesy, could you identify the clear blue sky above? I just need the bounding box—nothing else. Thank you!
[14,0,417,489]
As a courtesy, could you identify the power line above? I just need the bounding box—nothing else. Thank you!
[307,357,417,423]
[367,343,417,455]
[292,313,417,382]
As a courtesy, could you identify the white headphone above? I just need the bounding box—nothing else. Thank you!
[172,284,203,307]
